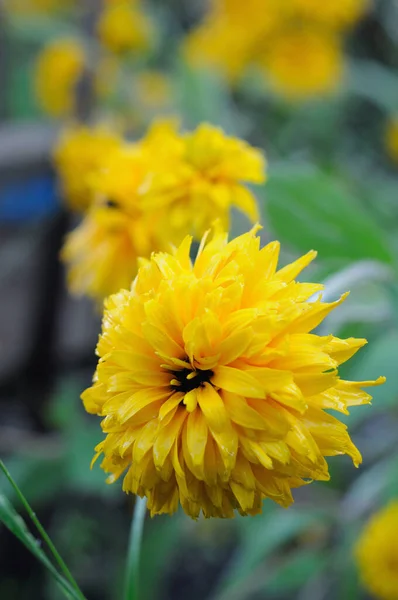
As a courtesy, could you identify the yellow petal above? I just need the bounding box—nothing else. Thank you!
[142,322,183,359]
[323,336,368,364]
[218,328,253,365]
[186,409,208,467]
[258,240,280,279]
[132,420,158,464]
[153,407,187,469]
[276,250,317,283]
[287,293,349,335]
[197,383,229,431]
[212,366,266,398]
[222,391,268,429]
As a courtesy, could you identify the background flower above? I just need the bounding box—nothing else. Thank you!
[259,29,343,99]
[34,38,85,118]
[184,0,369,99]
[97,0,153,55]
[356,502,398,600]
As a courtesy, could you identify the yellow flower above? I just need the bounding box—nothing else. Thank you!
[291,0,370,30]
[141,123,265,240]
[97,1,152,54]
[260,29,343,100]
[35,39,85,118]
[54,125,121,212]
[82,225,385,518]
[385,118,398,165]
[356,502,398,600]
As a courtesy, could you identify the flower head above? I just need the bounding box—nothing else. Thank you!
[97,0,152,54]
[385,118,398,166]
[54,125,121,212]
[82,225,384,519]
[35,39,85,118]
[259,29,343,99]
[356,502,398,600]
[141,123,265,240]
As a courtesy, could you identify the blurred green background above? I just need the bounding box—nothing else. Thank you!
[1,1,398,599]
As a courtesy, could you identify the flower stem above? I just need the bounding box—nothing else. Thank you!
[0,460,86,600]
[124,496,147,600]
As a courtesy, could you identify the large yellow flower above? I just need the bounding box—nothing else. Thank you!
[141,123,265,240]
[97,0,152,54]
[385,118,398,166]
[54,125,121,212]
[61,145,158,300]
[260,29,344,99]
[35,39,85,118]
[356,502,398,600]
[82,226,384,519]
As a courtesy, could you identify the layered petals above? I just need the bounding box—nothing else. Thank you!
[82,226,385,518]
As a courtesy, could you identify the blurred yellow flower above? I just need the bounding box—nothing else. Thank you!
[260,29,343,99]
[356,502,398,600]
[385,118,398,165]
[97,1,152,54]
[82,225,385,518]
[35,39,85,118]
[54,125,121,212]
[291,0,370,30]
[185,0,363,98]
[141,122,265,240]
[60,120,264,301]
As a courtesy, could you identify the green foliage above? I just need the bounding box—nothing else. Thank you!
[262,165,394,265]
[0,494,82,600]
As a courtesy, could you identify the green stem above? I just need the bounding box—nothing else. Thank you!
[124,496,147,600]
[0,460,86,600]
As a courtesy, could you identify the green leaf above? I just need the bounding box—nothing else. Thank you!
[0,455,66,506]
[214,506,328,596]
[347,60,398,114]
[6,14,81,45]
[262,164,394,265]
[0,495,79,600]
[140,514,184,600]
[174,61,241,133]
[266,549,327,594]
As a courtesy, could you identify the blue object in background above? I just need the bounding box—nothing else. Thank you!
[0,173,60,223]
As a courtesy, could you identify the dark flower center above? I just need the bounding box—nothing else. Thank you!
[171,367,214,393]
[104,199,118,209]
